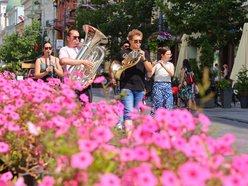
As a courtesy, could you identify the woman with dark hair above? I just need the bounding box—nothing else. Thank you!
[35,42,63,82]
[149,47,174,114]
[178,59,195,110]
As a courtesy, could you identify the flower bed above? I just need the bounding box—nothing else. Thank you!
[0,71,248,186]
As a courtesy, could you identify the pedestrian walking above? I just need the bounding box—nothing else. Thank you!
[178,59,196,110]
[149,47,174,115]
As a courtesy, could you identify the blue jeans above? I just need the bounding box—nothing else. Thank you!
[120,89,144,122]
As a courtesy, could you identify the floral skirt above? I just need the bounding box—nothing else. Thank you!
[178,85,194,101]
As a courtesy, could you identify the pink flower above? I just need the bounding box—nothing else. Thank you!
[64,180,79,186]
[80,94,89,103]
[232,154,248,173]
[185,135,207,160]
[78,139,98,152]
[161,170,180,186]
[138,102,152,112]
[9,112,20,120]
[92,126,113,143]
[14,177,26,186]
[120,147,134,162]
[209,155,224,170]
[55,156,69,173]
[177,109,195,131]
[215,133,236,155]
[15,98,24,109]
[71,152,93,169]
[0,180,8,186]
[178,161,211,186]
[0,114,7,126]
[75,172,88,184]
[152,130,171,149]
[133,125,154,144]
[137,170,158,186]
[94,76,106,84]
[0,142,10,153]
[221,175,247,186]
[0,171,13,182]
[7,121,20,131]
[150,148,161,168]
[198,113,211,132]
[3,105,15,114]
[171,136,187,151]
[133,146,150,161]
[38,176,54,186]
[99,173,121,186]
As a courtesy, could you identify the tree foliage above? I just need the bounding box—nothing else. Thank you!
[0,20,42,72]
[158,0,248,49]
[75,0,158,58]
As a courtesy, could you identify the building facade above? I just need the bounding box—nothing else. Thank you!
[0,0,8,45]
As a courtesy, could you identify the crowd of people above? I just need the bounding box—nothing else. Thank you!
[33,27,228,137]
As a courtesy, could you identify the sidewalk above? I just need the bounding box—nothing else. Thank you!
[202,104,248,124]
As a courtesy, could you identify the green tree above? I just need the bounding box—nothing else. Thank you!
[0,20,42,73]
[158,0,248,49]
[75,0,158,58]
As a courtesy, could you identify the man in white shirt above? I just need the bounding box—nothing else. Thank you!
[59,29,94,102]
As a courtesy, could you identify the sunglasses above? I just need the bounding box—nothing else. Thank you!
[123,45,129,48]
[133,40,142,44]
[44,47,52,50]
[73,36,80,40]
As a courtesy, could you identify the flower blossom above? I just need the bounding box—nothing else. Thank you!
[99,173,121,186]
[0,142,10,153]
[71,152,93,170]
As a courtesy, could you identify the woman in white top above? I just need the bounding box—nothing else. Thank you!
[149,47,174,114]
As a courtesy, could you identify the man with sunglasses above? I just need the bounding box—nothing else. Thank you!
[111,29,153,137]
[59,29,94,102]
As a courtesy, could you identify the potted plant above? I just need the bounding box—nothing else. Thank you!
[217,78,232,108]
[234,66,248,108]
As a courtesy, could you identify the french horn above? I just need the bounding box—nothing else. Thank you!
[111,50,141,80]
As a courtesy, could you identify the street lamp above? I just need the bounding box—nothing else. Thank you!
[158,10,163,32]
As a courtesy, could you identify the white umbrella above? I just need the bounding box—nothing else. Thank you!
[230,23,248,83]
[175,34,189,78]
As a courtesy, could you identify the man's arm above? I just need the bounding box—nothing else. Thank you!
[109,60,121,85]
[140,50,153,73]
[59,47,93,70]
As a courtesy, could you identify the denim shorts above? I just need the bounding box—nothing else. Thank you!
[120,89,144,121]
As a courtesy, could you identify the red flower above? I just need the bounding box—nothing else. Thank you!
[34,42,39,51]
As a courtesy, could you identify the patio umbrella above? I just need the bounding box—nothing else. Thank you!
[230,23,248,83]
[175,34,189,78]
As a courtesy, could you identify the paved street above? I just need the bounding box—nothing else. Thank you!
[202,106,248,154]
[92,87,248,155]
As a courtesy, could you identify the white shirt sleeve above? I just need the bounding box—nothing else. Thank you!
[59,46,69,59]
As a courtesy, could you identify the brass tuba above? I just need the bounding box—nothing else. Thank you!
[68,25,108,86]
[111,50,141,80]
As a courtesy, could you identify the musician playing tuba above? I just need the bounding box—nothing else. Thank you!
[110,29,153,137]
[59,28,94,102]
